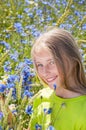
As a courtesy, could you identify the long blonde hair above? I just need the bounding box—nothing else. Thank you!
[31,28,86,94]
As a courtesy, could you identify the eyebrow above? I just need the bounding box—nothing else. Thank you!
[35,59,54,63]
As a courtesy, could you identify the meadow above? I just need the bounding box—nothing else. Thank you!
[0,0,86,129]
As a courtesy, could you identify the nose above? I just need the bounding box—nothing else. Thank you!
[41,65,50,76]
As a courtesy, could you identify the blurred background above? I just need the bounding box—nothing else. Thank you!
[0,0,86,129]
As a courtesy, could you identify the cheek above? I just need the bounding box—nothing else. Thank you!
[50,66,58,73]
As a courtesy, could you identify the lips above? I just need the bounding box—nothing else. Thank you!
[46,76,57,82]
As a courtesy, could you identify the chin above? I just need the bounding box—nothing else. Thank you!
[48,83,55,89]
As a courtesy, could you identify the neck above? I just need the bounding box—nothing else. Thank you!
[55,87,81,99]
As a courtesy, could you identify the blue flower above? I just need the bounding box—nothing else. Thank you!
[21,39,28,44]
[78,0,85,4]
[42,1,49,5]
[3,61,11,72]
[47,125,55,130]
[9,51,19,62]
[12,88,16,99]
[24,8,30,13]
[35,123,42,130]
[7,75,18,83]
[25,105,33,115]
[24,58,32,65]
[12,110,17,115]
[25,0,30,4]
[28,12,33,18]
[53,84,57,90]
[0,126,3,130]
[0,40,11,50]
[15,62,25,70]
[24,85,31,91]
[14,22,22,29]
[5,34,10,38]
[44,108,52,114]
[14,22,23,33]
[74,10,81,17]
[7,82,15,88]
[7,75,19,89]
[0,112,3,120]
[17,14,23,19]
[21,32,27,37]
[36,9,42,16]
[82,24,86,30]
[23,90,33,98]
[0,84,7,93]
[22,65,34,84]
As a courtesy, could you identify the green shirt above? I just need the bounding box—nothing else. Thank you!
[29,87,86,130]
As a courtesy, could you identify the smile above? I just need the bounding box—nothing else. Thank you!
[46,76,57,82]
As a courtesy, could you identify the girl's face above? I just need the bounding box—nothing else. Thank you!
[34,47,64,89]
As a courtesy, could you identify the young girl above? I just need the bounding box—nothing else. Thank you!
[28,28,86,130]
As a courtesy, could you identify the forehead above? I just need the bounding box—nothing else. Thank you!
[34,46,53,62]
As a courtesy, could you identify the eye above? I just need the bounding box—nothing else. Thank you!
[36,63,43,68]
[49,60,55,65]
[36,63,43,73]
